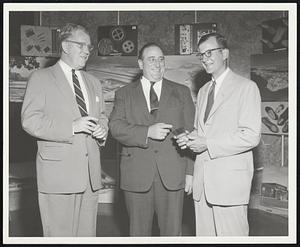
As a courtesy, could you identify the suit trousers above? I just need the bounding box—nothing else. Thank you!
[38,179,100,237]
[194,190,249,236]
[123,163,184,236]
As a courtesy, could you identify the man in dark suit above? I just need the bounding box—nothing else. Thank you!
[21,23,108,236]
[109,43,195,236]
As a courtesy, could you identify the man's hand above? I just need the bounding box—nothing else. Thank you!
[186,133,207,153]
[147,123,173,140]
[174,130,190,149]
[72,116,98,135]
[185,175,193,195]
[92,124,108,140]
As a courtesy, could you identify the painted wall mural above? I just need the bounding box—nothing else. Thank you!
[9,56,58,102]
[86,54,207,116]
[251,50,288,102]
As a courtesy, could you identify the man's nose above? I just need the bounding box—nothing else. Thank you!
[154,59,161,67]
[82,45,90,54]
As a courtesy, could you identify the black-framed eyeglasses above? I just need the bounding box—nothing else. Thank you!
[197,48,223,60]
[65,40,94,52]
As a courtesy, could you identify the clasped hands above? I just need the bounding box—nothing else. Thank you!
[73,116,107,140]
[174,131,207,154]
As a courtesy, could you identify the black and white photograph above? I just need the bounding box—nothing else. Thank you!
[3,2,297,245]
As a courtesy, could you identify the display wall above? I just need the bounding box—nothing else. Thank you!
[10,10,286,166]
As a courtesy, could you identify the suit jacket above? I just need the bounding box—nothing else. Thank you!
[21,62,108,193]
[109,78,195,192]
[192,69,261,205]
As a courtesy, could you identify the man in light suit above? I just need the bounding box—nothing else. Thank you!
[21,23,108,237]
[176,33,261,236]
[109,43,195,236]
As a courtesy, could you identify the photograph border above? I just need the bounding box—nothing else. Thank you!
[3,2,297,245]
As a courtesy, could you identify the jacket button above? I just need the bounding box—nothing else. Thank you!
[85,153,88,157]
[154,150,158,153]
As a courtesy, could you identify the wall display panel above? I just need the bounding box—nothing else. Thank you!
[261,17,288,53]
[21,25,59,57]
[97,25,138,56]
[9,56,58,102]
[251,51,288,102]
[261,101,288,135]
[175,23,217,55]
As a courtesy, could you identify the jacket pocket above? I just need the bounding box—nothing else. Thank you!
[39,146,63,161]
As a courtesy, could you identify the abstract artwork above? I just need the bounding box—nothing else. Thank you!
[21,25,59,57]
[261,101,288,135]
[97,25,138,56]
[175,23,217,55]
[251,50,288,102]
[260,17,288,53]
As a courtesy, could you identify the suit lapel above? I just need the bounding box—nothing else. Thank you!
[199,83,211,128]
[157,79,173,119]
[206,70,236,122]
[133,80,151,121]
[50,63,79,118]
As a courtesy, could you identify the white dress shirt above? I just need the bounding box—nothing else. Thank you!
[212,67,230,100]
[140,76,162,112]
[59,59,90,113]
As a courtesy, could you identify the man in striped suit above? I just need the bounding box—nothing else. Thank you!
[21,23,108,236]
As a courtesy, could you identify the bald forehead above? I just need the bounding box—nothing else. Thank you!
[71,29,90,39]
[142,45,163,59]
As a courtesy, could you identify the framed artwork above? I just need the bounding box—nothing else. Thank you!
[21,25,60,57]
[175,23,217,55]
[97,25,138,56]
[261,101,288,135]
[251,50,288,102]
[261,17,288,53]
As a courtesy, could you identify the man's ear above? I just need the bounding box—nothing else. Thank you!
[61,41,69,54]
[222,48,229,61]
[137,59,144,70]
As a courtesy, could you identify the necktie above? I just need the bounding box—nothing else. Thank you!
[72,69,88,117]
[204,79,216,123]
[150,81,159,115]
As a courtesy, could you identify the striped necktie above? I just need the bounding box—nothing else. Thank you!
[204,78,216,123]
[150,81,159,115]
[72,69,88,117]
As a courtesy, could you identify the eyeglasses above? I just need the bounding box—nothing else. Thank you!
[197,48,223,60]
[65,40,94,52]
[146,56,165,65]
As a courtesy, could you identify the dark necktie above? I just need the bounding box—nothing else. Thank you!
[204,79,216,123]
[150,81,159,115]
[72,69,88,117]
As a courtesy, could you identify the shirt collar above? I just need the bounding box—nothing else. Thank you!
[212,67,230,85]
[59,59,76,73]
[141,76,162,85]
